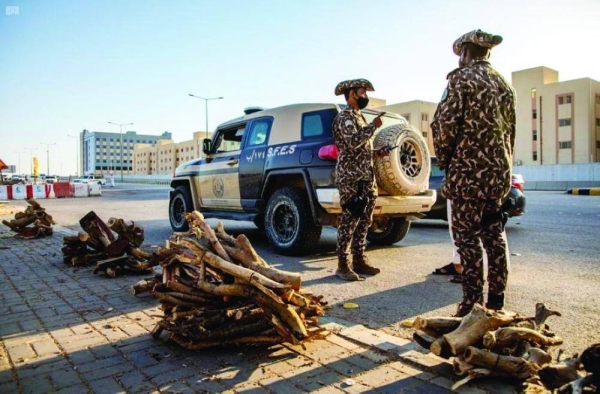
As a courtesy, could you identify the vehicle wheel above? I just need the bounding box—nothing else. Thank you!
[367,217,410,245]
[169,186,193,232]
[264,187,322,256]
[373,125,430,196]
[253,214,265,230]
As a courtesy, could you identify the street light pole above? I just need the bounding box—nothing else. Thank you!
[108,121,134,182]
[13,151,24,174]
[67,134,80,176]
[40,143,57,175]
[188,94,224,139]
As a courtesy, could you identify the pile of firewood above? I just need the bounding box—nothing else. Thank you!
[1,199,54,239]
[413,304,599,392]
[61,211,157,277]
[132,210,327,350]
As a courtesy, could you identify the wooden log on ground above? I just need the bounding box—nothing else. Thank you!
[413,316,462,337]
[107,217,145,247]
[130,278,159,295]
[79,211,115,248]
[463,346,539,379]
[534,303,562,330]
[442,304,515,356]
[483,327,564,350]
[539,357,583,390]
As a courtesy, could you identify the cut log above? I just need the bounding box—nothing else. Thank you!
[464,346,539,379]
[413,316,461,337]
[524,347,552,367]
[442,304,515,356]
[483,327,564,350]
[539,357,583,390]
[130,278,159,295]
[557,373,597,394]
[187,211,231,262]
[534,303,562,330]
[107,217,145,247]
[79,211,115,248]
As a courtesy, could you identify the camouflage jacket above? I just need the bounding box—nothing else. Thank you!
[431,59,516,201]
[333,107,378,206]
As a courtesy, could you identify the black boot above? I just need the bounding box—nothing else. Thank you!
[486,293,505,310]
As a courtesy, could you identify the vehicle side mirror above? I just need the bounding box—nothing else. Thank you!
[202,138,212,155]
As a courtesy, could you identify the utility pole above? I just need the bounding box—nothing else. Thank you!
[40,143,57,175]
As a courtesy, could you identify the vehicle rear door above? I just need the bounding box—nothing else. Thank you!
[197,125,246,210]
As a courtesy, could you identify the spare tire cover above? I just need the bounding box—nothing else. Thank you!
[373,124,430,196]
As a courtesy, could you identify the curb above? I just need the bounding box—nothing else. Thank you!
[566,187,600,196]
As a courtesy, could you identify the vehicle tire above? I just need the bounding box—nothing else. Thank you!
[253,214,265,230]
[264,187,322,256]
[169,186,193,232]
[373,124,430,196]
[366,217,410,245]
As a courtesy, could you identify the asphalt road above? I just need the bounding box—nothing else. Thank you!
[7,184,600,355]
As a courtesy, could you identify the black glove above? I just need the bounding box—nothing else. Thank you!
[375,145,397,157]
[342,181,368,218]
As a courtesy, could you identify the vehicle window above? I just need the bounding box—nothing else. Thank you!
[215,126,245,153]
[302,109,337,139]
[246,119,271,147]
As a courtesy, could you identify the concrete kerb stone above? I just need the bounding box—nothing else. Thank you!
[566,187,600,196]
[0,217,513,393]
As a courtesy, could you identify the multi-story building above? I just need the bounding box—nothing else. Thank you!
[80,129,172,175]
[133,131,212,175]
[377,100,438,155]
[512,66,600,165]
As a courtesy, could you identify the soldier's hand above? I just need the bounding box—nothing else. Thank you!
[372,112,385,128]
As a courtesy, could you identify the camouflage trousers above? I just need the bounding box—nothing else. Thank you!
[337,196,376,264]
[450,198,509,310]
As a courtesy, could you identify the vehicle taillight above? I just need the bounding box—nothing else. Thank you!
[318,145,339,161]
[511,179,524,191]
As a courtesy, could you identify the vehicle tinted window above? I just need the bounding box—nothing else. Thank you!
[246,119,272,147]
[302,109,337,139]
[215,126,245,152]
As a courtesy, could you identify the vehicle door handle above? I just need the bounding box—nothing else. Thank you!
[227,158,239,166]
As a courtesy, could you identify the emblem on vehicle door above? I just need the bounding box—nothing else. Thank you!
[212,177,224,197]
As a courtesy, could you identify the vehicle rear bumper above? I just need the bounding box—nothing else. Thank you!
[316,188,436,215]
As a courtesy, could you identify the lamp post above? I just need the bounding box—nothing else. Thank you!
[40,143,57,176]
[13,151,24,174]
[67,134,81,176]
[188,94,224,139]
[108,121,133,182]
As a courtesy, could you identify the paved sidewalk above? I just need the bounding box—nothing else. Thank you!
[0,214,515,393]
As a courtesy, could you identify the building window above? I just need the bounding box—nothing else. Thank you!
[566,95,572,104]
[596,96,600,105]
[422,132,428,138]
[596,118,600,127]
[596,141,600,149]
[558,96,564,105]
[421,114,428,121]
[532,151,537,161]
[558,118,572,127]
[531,88,536,99]
[558,141,572,149]
[532,109,537,119]
[532,130,537,141]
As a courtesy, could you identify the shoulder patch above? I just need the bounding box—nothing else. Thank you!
[440,88,448,102]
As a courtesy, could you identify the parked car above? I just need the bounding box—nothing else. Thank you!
[425,157,526,220]
[75,174,106,185]
[168,103,436,255]
[44,175,59,184]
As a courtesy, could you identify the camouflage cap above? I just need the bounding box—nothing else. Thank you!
[334,78,375,96]
[452,29,503,55]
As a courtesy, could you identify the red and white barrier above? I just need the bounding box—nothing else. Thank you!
[0,183,101,201]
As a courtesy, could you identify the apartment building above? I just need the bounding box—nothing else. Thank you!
[133,131,212,175]
[512,66,600,165]
[376,100,438,155]
[80,129,172,175]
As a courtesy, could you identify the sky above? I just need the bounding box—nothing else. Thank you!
[1,0,599,176]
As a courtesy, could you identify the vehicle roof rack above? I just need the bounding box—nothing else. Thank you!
[243,106,265,115]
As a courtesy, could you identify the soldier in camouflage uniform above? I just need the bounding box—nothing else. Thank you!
[431,30,516,316]
[332,79,385,281]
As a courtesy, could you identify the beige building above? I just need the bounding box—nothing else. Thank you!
[133,131,212,175]
[512,66,600,166]
[377,100,438,155]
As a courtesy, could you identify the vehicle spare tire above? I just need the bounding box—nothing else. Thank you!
[373,124,430,196]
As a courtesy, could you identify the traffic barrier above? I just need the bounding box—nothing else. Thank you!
[0,185,8,200]
[53,182,73,198]
[12,185,27,200]
[88,183,102,196]
[32,184,47,199]
[72,183,89,197]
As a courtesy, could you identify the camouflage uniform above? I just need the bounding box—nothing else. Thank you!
[431,30,516,316]
[333,79,380,280]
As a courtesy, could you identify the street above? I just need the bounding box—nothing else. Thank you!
[6,185,600,355]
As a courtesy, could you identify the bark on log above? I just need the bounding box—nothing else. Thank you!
[169,333,283,350]
[483,327,564,350]
[524,347,552,367]
[539,358,583,390]
[557,373,597,394]
[443,304,515,356]
[413,316,462,337]
[464,346,539,379]
[130,278,159,295]
[79,211,115,248]
[534,303,562,330]
[107,217,145,247]
[187,211,232,262]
